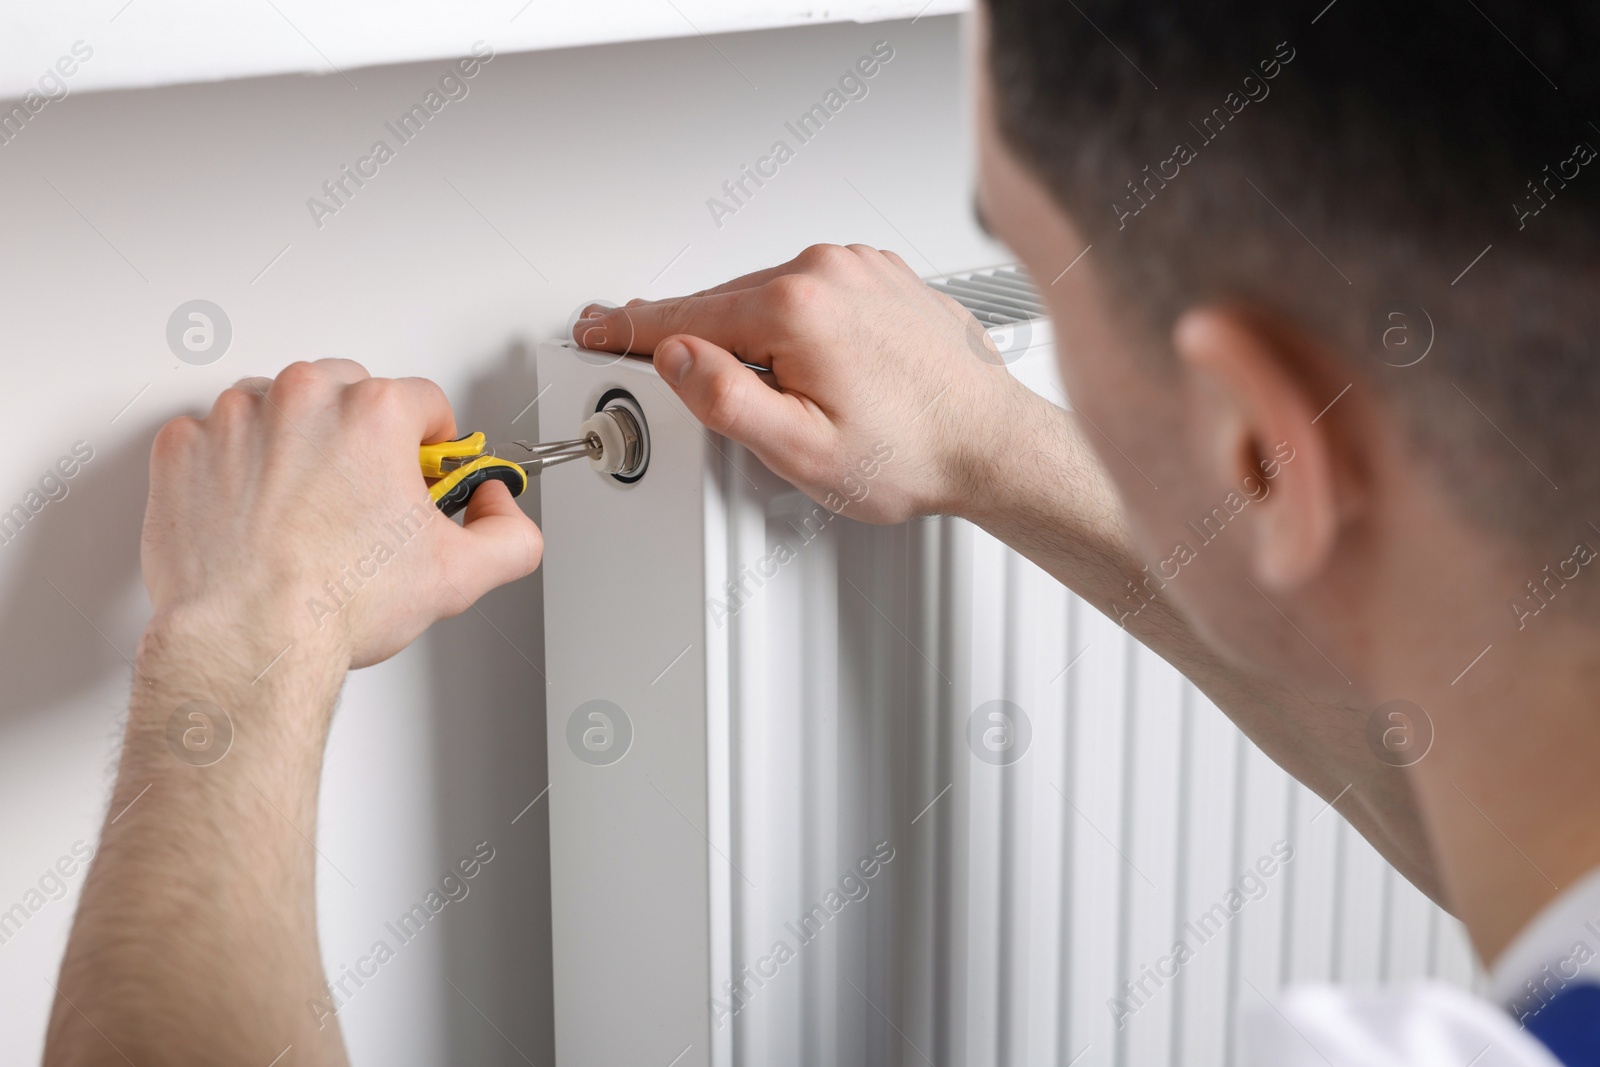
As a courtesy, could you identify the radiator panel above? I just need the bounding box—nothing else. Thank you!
[537,355,727,1066]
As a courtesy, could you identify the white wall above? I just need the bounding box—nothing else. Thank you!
[0,0,968,98]
[0,14,1002,1062]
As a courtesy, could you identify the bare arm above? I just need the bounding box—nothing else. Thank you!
[963,381,1439,903]
[576,244,1442,906]
[48,628,352,1066]
[45,361,542,1065]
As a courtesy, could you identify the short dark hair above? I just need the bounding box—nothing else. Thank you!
[985,0,1600,543]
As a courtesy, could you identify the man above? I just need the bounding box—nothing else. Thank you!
[45,0,1598,1064]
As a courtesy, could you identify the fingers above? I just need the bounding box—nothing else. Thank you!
[576,290,763,360]
[230,362,369,405]
[258,360,371,419]
[711,243,900,295]
[582,259,815,332]
[573,304,636,352]
[391,377,458,445]
[654,334,817,456]
[312,358,372,384]
[448,479,544,602]
[331,375,458,451]
[677,259,812,298]
[573,243,907,357]
[232,375,274,395]
[877,248,917,277]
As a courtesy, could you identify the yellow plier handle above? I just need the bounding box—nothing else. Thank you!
[420,431,529,518]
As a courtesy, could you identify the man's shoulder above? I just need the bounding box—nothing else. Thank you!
[1240,980,1563,1067]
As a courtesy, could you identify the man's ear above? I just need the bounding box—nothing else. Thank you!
[1172,305,1355,591]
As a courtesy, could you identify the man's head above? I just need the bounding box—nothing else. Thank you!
[973,0,1600,689]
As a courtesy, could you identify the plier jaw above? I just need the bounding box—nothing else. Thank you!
[495,436,602,472]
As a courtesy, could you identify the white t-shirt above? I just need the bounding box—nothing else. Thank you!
[1241,867,1600,1066]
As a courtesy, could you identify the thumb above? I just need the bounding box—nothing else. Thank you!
[447,479,543,604]
[654,334,812,453]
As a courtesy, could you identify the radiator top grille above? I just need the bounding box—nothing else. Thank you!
[928,266,1046,330]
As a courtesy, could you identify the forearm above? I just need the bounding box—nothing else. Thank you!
[45,606,351,1067]
[959,380,1247,673]
[958,381,1444,906]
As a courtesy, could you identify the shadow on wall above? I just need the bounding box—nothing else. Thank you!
[425,339,556,1065]
[0,420,161,732]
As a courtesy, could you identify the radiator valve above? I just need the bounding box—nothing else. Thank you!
[582,393,649,481]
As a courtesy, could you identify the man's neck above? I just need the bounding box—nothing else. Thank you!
[1401,618,1600,966]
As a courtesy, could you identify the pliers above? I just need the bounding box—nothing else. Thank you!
[420,431,598,517]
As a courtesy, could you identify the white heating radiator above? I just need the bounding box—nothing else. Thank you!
[535,269,1480,1067]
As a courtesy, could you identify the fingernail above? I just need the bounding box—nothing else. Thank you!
[656,340,692,386]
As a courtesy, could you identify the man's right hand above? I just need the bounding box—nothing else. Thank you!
[574,243,1033,523]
